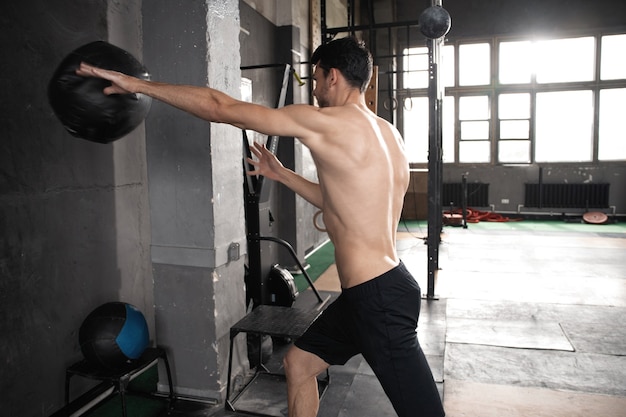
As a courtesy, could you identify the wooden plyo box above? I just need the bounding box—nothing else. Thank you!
[402,169,428,220]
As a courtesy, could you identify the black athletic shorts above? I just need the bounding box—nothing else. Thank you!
[295,261,445,417]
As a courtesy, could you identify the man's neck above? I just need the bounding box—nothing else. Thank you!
[332,88,366,108]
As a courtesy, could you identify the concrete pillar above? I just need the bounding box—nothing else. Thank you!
[142,0,247,400]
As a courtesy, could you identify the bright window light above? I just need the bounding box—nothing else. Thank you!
[499,41,533,84]
[459,43,490,86]
[459,96,489,120]
[500,120,529,139]
[402,96,456,163]
[461,121,490,140]
[498,93,530,119]
[535,37,595,83]
[535,90,593,162]
[403,47,429,89]
[442,45,455,87]
[403,96,429,163]
[599,88,626,160]
[460,141,490,163]
[403,45,456,88]
[601,34,626,80]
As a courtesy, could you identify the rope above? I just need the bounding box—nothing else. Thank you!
[443,207,523,223]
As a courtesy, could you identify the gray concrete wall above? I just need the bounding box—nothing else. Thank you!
[143,0,247,400]
[0,0,251,414]
[0,0,154,415]
[443,165,626,216]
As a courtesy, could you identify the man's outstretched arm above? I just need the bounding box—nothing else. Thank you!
[77,62,258,127]
[78,63,325,208]
[76,62,326,143]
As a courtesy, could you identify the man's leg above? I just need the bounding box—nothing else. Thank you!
[283,345,330,417]
[347,264,444,417]
[367,291,445,416]
[370,340,444,417]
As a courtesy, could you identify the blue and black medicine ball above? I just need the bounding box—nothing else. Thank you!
[79,302,149,370]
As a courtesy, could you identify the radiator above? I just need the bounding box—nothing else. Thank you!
[524,183,610,209]
[442,183,490,207]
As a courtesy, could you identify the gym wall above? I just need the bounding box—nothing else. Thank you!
[389,0,626,216]
[439,0,626,216]
[0,0,154,415]
[1,0,250,414]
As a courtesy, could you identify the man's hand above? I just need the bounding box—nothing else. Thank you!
[246,141,285,182]
[76,62,141,95]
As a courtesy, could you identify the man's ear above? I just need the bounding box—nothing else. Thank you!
[328,67,340,86]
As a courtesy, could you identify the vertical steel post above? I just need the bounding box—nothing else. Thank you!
[426,0,445,299]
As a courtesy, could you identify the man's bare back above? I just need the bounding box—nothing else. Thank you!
[306,104,409,288]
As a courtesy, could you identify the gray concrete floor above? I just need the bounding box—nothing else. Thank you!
[182,221,626,417]
[404,222,626,417]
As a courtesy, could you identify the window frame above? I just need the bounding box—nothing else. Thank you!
[399,29,626,167]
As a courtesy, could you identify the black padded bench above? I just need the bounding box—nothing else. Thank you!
[226,304,330,416]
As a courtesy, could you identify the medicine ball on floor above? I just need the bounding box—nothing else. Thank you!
[79,302,150,370]
[48,41,152,144]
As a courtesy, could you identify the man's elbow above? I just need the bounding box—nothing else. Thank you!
[209,102,245,127]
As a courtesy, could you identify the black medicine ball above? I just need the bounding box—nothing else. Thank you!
[79,302,150,370]
[48,41,152,144]
[419,6,452,39]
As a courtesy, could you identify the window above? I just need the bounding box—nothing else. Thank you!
[459,95,490,163]
[459,43,490,86]
[403,45,455,89]
[599,88,626,161]
[601,34,626,80]
[401,45,456,163]
[498,93,531,163]
[535,90,593,162]
[535,37,595,83]
[442,46,455,88]
[401,31,626,166]
[499,41,532,84]
[499,36,596,84]
[403,97,429,163]
[403,47,429,89]
[402,95,455,163]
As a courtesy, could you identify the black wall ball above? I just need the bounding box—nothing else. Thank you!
[78,302,150,370]
[419,6,452,39]
[48,41,152,144]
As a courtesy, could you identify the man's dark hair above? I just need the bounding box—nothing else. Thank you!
[311,37,373,93]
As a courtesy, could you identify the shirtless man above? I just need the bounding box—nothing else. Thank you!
[77,37,444,417]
